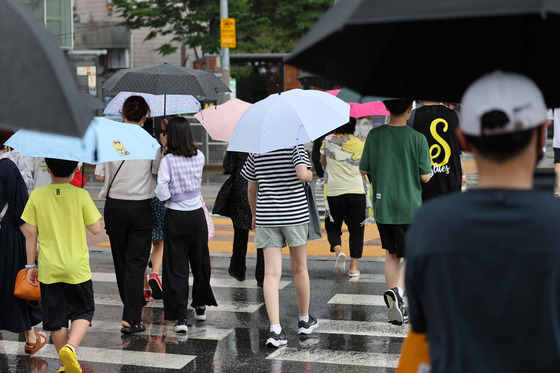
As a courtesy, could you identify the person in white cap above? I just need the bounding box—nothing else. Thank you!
[405,71,560,372]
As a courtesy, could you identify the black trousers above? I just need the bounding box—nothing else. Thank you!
[162,208,217,321]
[325,194,366,259]
[229,227,265,283]
[104,197,152,324]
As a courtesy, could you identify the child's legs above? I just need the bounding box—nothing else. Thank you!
[51,328,69,352]
[151,239,164,274]
[262,246,283,325]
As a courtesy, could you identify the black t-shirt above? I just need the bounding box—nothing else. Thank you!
[406,189,560,373]
[409,105,462,201]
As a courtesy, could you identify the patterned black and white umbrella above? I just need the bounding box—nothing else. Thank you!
[102,64,230,99]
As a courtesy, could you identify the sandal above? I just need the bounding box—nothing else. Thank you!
[120,321,146,334]
[25,331,47,355]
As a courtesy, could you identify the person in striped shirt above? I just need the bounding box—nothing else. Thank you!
[241,145,319,347]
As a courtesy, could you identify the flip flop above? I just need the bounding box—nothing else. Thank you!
[24,331,47,355]
[348,271,360,277]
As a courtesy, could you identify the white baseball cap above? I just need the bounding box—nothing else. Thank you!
[460,71,547,136]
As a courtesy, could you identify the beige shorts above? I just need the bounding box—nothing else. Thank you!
[254,223,308,248]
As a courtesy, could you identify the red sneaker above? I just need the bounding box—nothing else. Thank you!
[143,289,152,302]
[148,273,163,300]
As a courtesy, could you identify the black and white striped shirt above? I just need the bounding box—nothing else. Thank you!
[241,145,311,227]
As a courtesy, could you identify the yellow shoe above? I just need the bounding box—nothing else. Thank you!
[59,344,82,373]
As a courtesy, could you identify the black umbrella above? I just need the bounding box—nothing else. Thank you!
[86,94,106,110]
[102,63,231,99]
[296,71,340,90]
[0,0,92,136]
[288,0,560,107]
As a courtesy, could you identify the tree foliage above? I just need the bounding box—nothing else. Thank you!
[112,0,332,58]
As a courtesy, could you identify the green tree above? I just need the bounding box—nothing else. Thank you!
[112,0,332,58]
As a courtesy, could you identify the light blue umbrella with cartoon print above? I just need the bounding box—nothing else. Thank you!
[5,117,160,164]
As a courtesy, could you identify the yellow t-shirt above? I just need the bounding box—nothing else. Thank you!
[321,133,366,197]
[21,183,101,284]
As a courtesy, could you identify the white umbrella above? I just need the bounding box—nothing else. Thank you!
[227,89,350,154]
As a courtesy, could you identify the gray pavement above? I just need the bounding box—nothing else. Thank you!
[1,251,404,372]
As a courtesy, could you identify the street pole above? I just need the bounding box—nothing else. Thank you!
[220,0,230,103]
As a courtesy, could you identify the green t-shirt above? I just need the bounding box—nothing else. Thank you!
[21,183,101,284]
[359,125,431,224]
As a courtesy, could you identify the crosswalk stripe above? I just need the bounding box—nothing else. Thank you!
[345,273,386,282]
[91,272,291,289]
[92,321,234,341]
[327,294,408,307]
[0,341,195,370]
[94,294,264,313]
[266,347,400,368]
[316,319,408,338]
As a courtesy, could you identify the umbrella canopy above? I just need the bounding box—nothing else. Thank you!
[193,99,252,141]
[227,89,350,154]
[86,94,106,110]
[102,64,231,99]
[5,117,160,164]
[326,90,389,118]
[296,71,340,90]
[104,92,200,117]
[288,0,560,107]
[0,0,92,136]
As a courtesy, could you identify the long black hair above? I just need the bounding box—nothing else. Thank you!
[334,117,356,135]
[165,116,198,157]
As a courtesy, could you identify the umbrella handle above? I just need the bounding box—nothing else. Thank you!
[295,124,304,161]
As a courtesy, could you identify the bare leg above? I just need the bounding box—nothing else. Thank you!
[384,251,402,289]
[397,261,406,291]
[151,239,164,274]
[289,244,310,317]
[51,328,69,353]
[332,245,342,256]
[263,246,282,325]
[24,328,36,344]
[555,163,560,195]
[349,257,359,274]
[67,319,90,349]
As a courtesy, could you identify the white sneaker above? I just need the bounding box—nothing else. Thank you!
[334,253,346,275]
[195,306,207,321]
[173,318,188,333]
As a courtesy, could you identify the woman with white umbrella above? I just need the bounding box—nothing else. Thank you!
[95,96,156,334]
[241,145,318,347]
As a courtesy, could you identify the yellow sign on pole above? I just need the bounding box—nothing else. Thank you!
[220,18,236,48]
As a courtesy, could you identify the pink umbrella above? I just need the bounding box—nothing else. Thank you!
[194,98,252,141]
[326,89,389,118]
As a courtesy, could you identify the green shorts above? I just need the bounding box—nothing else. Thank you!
[254,223,308,248]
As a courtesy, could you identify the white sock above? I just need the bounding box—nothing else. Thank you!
[299,314,309,323]
[396,287,404,297]
[270,324,282,334]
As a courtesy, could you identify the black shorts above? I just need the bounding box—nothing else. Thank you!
[377,223,409,259]
[40,280,95,331]
[554,148,560,164]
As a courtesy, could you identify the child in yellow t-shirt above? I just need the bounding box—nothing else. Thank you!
[21,158,101,373]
